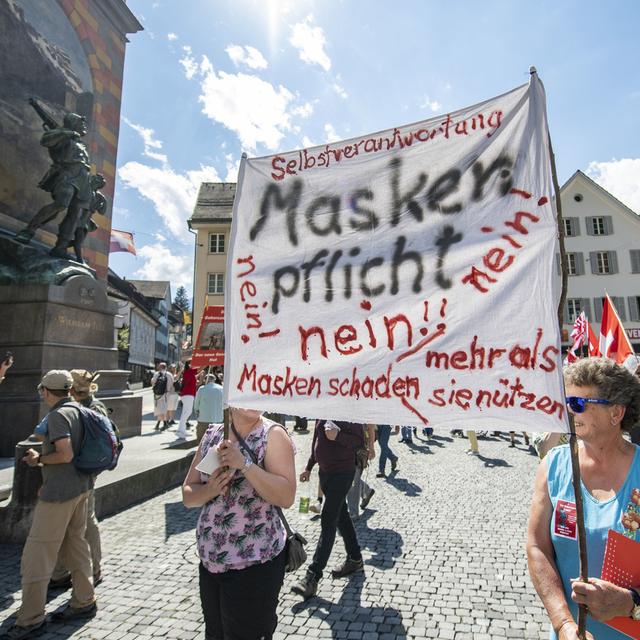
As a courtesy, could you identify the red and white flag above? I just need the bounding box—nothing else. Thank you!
[109,229,136,256]
[587,320,600,357]
[564,311,588,365]
[599,295,638,371]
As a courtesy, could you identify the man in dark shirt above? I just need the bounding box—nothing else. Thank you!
[292,420,365,600]
[7,371,96,639]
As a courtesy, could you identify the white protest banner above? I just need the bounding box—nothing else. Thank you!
[224,74,568,434]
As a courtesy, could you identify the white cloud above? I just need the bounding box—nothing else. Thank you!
[118,161,220,242]
[291,102,314,118]
[179,45,199,80]
[180,50,299,151]
[586,158,640,214]
[302,135,316,148]
[167,32,178,41]
[324,123,340,143]
[289,15,331,71]
[420,95,442,112]
[226,44,268,70]
[134,243,193,291]
[123,118,168,164]
[224,156,241,182]
[332,82,348,99]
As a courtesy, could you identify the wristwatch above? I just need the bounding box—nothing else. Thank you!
[240,454,254,474]
[630,588,640,620]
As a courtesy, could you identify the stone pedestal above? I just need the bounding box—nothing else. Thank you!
[0,275,121,456]
[96,369,142,438]
[0,440,42,543]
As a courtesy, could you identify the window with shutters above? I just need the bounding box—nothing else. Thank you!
[567,299,582,323]
[591,217,606,235]
[596,251,610,274]
[209,233,225,253]
[567,253,577,275]
[631,250,640,274]
[611,297,627,322]
[563,218,579,237]
[629,297,640,322]
[207,273,224,294]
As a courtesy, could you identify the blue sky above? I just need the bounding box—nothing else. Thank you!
[110,0,640,296]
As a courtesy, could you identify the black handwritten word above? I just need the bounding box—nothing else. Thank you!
[272,232,459,314]
[427,376,565,421]
[237,364,321,398]
[236,255,280,343]
[252,156,513,248]
[327,365,419,401]
[270,111,504,182]
[461,190,548,293]
[423,330,559,373]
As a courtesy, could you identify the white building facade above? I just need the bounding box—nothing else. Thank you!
[558,170,640,350]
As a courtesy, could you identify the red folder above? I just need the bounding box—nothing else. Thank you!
[601,529,640,639]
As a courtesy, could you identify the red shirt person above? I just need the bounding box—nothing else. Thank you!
[176,361,198,439]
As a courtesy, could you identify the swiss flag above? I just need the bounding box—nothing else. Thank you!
[598,295,638,371]
[109,229,137,256]
[587,320,600,357]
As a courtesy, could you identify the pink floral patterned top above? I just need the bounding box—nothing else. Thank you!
[196,418,288,573]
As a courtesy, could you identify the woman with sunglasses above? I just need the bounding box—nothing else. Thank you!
[527,358,640,640]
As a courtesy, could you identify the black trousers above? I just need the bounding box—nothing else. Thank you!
[308,470,362,580]
[199,549,286,640]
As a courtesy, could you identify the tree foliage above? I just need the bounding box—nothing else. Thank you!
[174,286,190,311]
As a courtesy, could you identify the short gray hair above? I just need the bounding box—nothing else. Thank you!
[563,357,640,432]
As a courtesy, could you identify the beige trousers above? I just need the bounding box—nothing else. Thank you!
[466,431,479,453]
[51,490,101,580]
[17,492,95,627]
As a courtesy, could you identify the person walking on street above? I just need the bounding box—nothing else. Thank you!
[166,364,180,425]
[176,360,197,439]
[292,420,365,600]
[193,373,223,441]
[5,371,96,639]
[151,363,172,431]
[347,424,376,519]
[376,424,399,478]
[399,425,413,444]
[48,370,107,590]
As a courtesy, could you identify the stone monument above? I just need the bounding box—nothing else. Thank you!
[0,97,142,455]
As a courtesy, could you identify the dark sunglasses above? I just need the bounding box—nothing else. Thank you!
[565,396,612,413]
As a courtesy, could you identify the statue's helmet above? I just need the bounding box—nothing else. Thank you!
[63,113,87,133]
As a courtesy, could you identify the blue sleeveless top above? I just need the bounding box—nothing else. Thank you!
[546,443,640,640]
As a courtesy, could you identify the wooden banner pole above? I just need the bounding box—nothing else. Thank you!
[544,65,589,638]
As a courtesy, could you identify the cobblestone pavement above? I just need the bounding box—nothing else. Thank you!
[0,430,551,639]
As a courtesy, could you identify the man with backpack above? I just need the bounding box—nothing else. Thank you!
[48,370,109,591]
[7,370,96,639]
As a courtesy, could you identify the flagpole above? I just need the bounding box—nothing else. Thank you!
[540,66,589,639]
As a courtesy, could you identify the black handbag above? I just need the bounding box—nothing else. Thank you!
[230,423,307,573]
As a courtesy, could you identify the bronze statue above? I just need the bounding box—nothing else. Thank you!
[15,99,105,261]
[73,173,107,264]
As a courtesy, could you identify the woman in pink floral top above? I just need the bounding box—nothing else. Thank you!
[182,408,296,640]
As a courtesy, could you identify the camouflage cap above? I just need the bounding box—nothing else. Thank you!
[70,369,100,395]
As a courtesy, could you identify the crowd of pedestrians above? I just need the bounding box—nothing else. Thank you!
[3,357,640,640]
